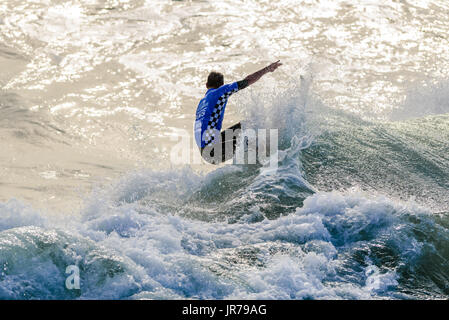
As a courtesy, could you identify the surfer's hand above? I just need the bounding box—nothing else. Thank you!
[267,60,282,72]
[245,60,283,86]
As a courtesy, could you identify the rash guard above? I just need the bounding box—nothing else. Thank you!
[194,80,248,148]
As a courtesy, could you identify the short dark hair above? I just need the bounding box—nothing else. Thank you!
[207,71,224,89]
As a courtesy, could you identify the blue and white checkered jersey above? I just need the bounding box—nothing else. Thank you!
[194,82,239,148]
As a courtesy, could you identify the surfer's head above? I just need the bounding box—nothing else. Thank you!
[206,71,224,89]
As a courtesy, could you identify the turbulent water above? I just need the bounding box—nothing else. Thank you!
[1,0,449,299]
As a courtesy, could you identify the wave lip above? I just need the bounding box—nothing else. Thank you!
[391,80,449,120]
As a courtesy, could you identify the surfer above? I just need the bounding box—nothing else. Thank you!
[194,60,282,164]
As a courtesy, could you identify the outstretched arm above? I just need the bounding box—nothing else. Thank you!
[243,60,282,87]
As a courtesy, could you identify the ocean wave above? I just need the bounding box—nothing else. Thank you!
[1,69,449,299]
[1,170,448,299]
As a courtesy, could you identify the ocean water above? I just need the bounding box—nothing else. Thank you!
[0,0,448,299]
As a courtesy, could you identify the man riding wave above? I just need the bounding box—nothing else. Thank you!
[194,60,282,164]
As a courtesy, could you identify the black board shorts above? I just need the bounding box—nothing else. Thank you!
[200,122,241,164]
